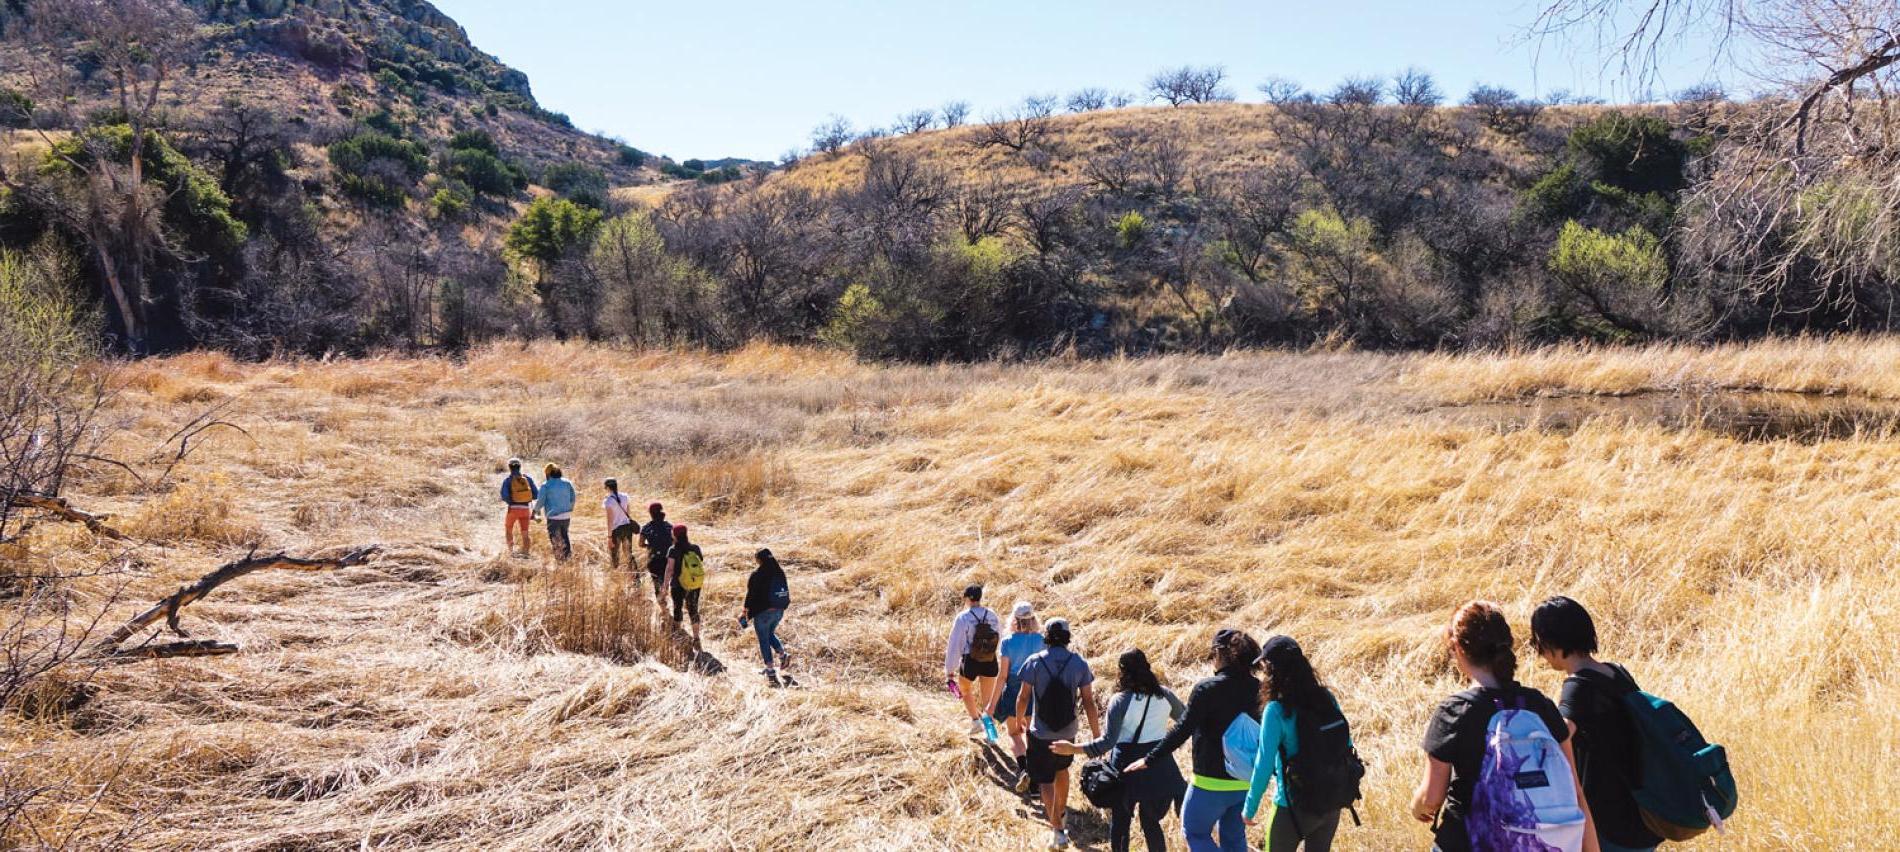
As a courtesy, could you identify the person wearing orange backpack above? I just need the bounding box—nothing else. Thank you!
[498,458,537,558]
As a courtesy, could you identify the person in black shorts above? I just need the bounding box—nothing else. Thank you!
[1015,618,1100,850]
[1531,596,1662,852]
[639,502,672,602]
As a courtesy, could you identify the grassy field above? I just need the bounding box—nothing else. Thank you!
[4,339,1897,850]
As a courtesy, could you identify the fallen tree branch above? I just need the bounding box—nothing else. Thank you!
[8,494,129,541]
[94,546,380,656]
[100,640,238,660]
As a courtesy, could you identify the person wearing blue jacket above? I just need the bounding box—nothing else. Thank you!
[534,463,576,560]
[499,458,538,557]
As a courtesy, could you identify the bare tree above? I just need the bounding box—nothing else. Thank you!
[1066,88,1111,112]
[1,0,201,351]
[940,100,972,128]
[951,177,1013,244]
[1393,68,1444,108]
[1465,84,1544,135]
[1259,77,1309,105]
[1148,65,1235,106]
[896,108,937,134]
[972,95,1059,152]
[810,115,854,156]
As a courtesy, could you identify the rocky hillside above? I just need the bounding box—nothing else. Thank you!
[0,0,750,354]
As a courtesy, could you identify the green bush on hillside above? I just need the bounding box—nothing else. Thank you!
[328,131,428,208]
[506,197,602,271]
[543,162,608,208]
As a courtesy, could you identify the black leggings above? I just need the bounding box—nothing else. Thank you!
[1267,805,1340,852]
[1110,796,1171,852]
[670,586,700,624]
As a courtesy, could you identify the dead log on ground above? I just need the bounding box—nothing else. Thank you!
[94,546,380,657]
[8,493,128,541]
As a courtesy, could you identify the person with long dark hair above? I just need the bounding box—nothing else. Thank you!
[663,523,704,646]
[741,548,792,680]
[1412,601,1597,852]
[1531,596,1662,852]
[1053,648,1187,852]
[1242,636,1347,851]
[1124,628,1262,852]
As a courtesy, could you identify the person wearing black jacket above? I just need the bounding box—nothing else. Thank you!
[1125,628,1263,852]
[638,503,673,603]
[741,548,792,678]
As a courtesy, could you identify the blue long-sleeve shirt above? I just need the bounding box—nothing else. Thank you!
[1244,698,1353,819]
[1244,700,1298,818]
[500,473,538,506]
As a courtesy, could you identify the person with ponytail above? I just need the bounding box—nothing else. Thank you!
[1123,628,1262,852]
[1411,601,1597,852]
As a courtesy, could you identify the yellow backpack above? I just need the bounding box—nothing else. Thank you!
[506,475,534,504]
[679,550,705,591]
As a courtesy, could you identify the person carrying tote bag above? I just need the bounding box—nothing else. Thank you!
[1055,649,1187,852]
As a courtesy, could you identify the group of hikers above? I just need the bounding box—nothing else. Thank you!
[497,458,795,679]
[945,586,1736,852]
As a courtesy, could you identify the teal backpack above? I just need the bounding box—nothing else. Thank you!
[1598,669,1738,840]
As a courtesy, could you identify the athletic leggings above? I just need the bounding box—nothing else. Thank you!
[1266,805,1340,852]
[753,608,785,667]
[1181,786,1248,852]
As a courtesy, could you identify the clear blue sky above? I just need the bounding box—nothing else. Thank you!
[431,0,1726,161]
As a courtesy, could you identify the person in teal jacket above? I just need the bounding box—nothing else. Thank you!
[534,463,576,560]
[1243,635,1348,852]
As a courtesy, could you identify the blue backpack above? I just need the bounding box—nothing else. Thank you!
[1221,711,1260,780]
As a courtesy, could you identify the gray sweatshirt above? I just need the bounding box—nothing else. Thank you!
[1075,688,1187,757]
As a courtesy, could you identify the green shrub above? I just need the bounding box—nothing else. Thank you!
[616,145,648,168]
[429,181,473,221]
[328,131,428,208]
[506,197,603,270]
[447,147,519,197]
[0,87,32,129]
[449,129,499,155]
[1566,112,1688,198]
[48,125,246,252]
[1549,221,1667,293]
[543,162,608,207]
[1114,211,1147,248]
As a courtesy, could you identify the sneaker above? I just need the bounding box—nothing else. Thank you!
[1048,829,1070,849]
[760,667,776,677]
[967,718,984,737]
[1014,773,1033,794]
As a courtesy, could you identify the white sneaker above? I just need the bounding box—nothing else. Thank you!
[1048,829,1070,849]
[967,718,984,737]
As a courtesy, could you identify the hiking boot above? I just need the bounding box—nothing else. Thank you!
[1048,829,1070,849]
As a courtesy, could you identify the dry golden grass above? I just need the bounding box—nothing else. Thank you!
[4,338,1898,849]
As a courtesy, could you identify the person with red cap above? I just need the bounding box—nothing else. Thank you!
[664,522,704,646]
[639,502,673,604]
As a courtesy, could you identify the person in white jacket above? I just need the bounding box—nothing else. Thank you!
[944,583,1003,738]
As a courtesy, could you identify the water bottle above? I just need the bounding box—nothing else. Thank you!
[981,713,998,741]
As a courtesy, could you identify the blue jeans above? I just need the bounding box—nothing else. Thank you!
[753,609,785,668]
[1182,785,1248,852]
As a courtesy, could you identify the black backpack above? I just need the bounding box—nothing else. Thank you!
[1282,697,1366,823]
[968,612,1001,663]
[1035,655,1077,732]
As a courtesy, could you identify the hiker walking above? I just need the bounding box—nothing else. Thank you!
[664,523,705,646]
[1053,648,1185,852]
[602,479,637,571]
[1123,628,1261,852]
[536,463,575,560]
[1241,636,1363,852]
[997,600,1047,791]
[640,503,673,603]
[1530,597,1665,852]
[1411,601,1596,852]
[742,548,792,681]
[1014,618,1100,850]
[943,583,1004,739]
[498,458,538,557]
